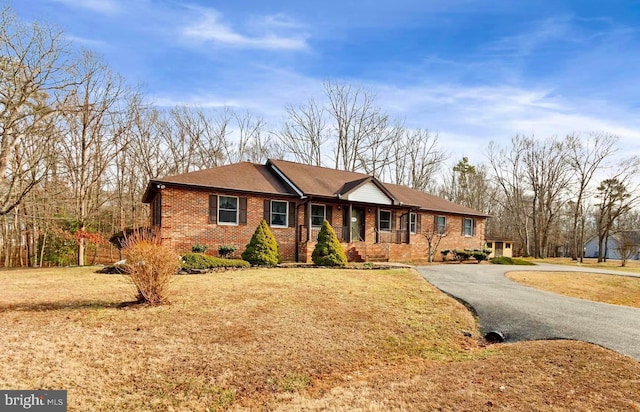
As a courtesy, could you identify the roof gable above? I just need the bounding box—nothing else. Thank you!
[344,180,394,205]
[142,162,296,202]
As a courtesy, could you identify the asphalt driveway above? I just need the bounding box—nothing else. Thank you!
[417,263,640,361]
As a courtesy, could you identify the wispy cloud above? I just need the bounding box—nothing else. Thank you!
[66,34,110,49]
[486,16,583,57]
[49,0,120,14]
[182,9,309,51]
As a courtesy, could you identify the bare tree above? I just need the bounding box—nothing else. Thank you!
[566,133,618,261]
[615,231,640,267]
[323,81,389,172]
[0,7,71,216]
[614,208,640,267]
[424,227,448,263]
[487,138,532,256]
[595,158,640,262]
[58,51,135,265]
[275,99,327,166]
[391,128,447,192]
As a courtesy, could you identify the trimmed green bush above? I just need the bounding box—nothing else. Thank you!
[181,253,250,269]
[218,244,237,258]
[453,249,473,261]
[490,256,535,265]
[312,220,348,267]
[191,244,208,253]
[241,219,280,266]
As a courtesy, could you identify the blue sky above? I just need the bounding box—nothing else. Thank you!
[14,0,640,165]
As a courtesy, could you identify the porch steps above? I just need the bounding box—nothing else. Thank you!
[344,246,364,262]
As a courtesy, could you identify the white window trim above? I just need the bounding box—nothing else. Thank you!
[311,203,325,228]
[271,200,289,228]
[463,217,474,237]
[218,195,239,226]
[410,213,417,234]
[379,210,392,232]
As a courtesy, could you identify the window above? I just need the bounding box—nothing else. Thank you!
[436,216,447,234]
[218,196,238,225]
[410,213,417,234]
[311,204,325,227]
[506,243,511,249]
[151,194,161,226]
[379,210,392,231]
[271,200,288,228]
[462,218,475,236]
[487,242,493,248]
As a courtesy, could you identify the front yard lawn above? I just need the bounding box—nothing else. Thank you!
[507,270,640,308]
[1,267,639,411]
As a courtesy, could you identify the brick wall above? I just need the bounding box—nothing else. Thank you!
[157,187,298,260]
[156,188,486,263]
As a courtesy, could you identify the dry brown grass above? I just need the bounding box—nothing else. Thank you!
[507,270,640,308]
[1,267,639,411]
[525,257,640,274]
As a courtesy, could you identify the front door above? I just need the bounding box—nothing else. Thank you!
[495,242,504,257]
[351,207,365,241]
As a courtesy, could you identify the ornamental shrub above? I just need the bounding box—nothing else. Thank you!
[218,244,238,258]
[312,220,348,267]
[181,252,249,269]
[120,229,180,305]
[241,219,280,266]
[191,244,208,253]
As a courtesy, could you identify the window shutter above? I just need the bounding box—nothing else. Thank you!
[263,199,270,222]
[472,218,476,236]
[416,214,422,233]
[288,202,295,228]
[391,211,397,230]
[239,197,248,225]
[326,205,332,225]
[375,209,379,243]
[208,195,217,224]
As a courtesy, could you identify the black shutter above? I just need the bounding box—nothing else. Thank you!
[326,205,332,225]
[239,197,248,225]
[208,195,217,224]
[375,208,379,243]
[263,199,270,223]
[288,202,295,228]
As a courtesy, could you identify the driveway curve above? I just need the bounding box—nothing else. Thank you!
[416,263,640,361]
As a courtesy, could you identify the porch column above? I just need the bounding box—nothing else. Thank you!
[347,204,352,243]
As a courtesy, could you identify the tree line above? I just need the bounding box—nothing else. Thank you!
[1,6,638,267]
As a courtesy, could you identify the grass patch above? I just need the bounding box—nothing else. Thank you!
[523,257,640,274]
[1,266,639,410]
[506,271,640,308]
[490,256,536,265]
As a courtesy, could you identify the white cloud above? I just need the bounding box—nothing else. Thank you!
[182,9,309,51]
[66,34,110,49]
[50,0,120,14]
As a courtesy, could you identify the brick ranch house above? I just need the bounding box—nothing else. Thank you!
[142,159,489,263]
